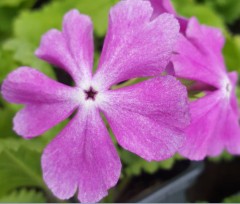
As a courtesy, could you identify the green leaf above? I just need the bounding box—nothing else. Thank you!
[120,150,176,176]
[0,49,19,82]
[236,86,240,104]
[208,151,234,162]
[13,0,118,42]
[223,35,240,72]
[223,193,240,203]
[0,189,46,203]
[0,0,34,7]
[0,107,18,138]
[41,119,69,143]
[0,7,18,40]
[2,39,55,79]
[172,0,226,30]
[2,0,118,80]
[0,1,35,43]
[203,0,240,24]
[0,138,47,197]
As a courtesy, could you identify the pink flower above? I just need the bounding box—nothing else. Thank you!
[1,0,190,202]
[146,0,188,33]
[148,0,240,160]
[174,18,240,160]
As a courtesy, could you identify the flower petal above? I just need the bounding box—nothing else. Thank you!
[1,67,78,138]
[224,107,240,155]
[179,92,223,159]
[13,103,77,139]
[101,76,190,161]
[42,108,121,203]
[229,71,238,86]
[186,17,225,58]
[179,91,240,160]
[93,0,179,90]
[173,33,223,88]
[35,9,93,84]
[173,17,227,89]
[1,67,76,104]
[147,0,176,18]
[145,0,188,34]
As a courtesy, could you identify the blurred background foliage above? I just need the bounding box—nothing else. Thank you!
[0,0,239,202]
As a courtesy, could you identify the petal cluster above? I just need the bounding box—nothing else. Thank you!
[174,18,240,160]
[1,0,190,202]
[148,0,240,160]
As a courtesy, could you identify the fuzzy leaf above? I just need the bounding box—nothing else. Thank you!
[2,0,118,80]
[0,1,35,43]
[120,150,176,176]
[223,35,240,72]
[0,107,18,139]
[0,7,18,40]
[0,48,19,82]
[0,0,34,7]
[173,0,226,30]
[2,39,55,79]
[224,193,240,203]
[0,189,46,203]
[0,138,46,197]
[13,0,118,42]
[204,0,240,24]
[208,151,234,162]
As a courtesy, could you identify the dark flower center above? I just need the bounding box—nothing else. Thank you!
[84,87,98,100]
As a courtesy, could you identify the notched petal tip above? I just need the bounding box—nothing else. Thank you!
[157,12,180,31]
[110,0,153,20]
[34,29,61,58]
[154,12,180,49]
[95,1,180,89]
[186,16,225,53]
[1,66,34,103]
[42,109,121,203]
[63,8,92,25]
[147,0,176,17]
[35,9,94,84]
[101,75,190,162]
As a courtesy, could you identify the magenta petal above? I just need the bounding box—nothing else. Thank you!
[173,17,228,89]
[101,76,190,161]
[62,9,94,79]
[186,17,225,58]
[13,103,77,138]
[42,108,121,203]
[180,91,240,160]
[173,16,240,159]
[146,0,188,33]
[147,0,176,18]
[94,0,179,89]
[229,71,238,86]
[224,107,240,155]
[1,67,76,104]
[35,9,94,84]
[1,67,78,138]
[173,34,223,88]
[180,92,224,159]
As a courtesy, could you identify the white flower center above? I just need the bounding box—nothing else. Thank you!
[222,78,232,99]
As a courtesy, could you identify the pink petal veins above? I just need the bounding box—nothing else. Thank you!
[94,0,180,90]
[42,108,121,203]
[1,67,78,138]
[35,10,94,85]
[100,76,190,161]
